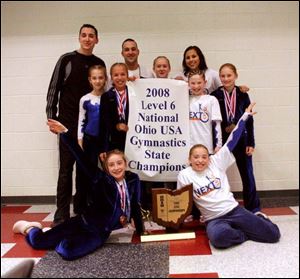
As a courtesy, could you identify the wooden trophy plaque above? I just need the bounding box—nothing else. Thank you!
[151,184,193,230]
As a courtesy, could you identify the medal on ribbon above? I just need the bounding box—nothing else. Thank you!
[119,215,128,226]
[117,180,130,227]
[223,87,236,133]
[225,123,236,133]
[115,88,127,121]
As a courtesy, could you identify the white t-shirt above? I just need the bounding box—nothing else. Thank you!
[189,94,222,153]
[128,65,154,79]
[107,65,154,89]
[174,68,222,94]
[177,146,238,221]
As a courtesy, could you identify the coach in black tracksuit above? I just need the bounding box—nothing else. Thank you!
[46,24,106,226]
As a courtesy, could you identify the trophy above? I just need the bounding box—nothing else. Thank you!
[151,184,193,229]
[140,184,195,242]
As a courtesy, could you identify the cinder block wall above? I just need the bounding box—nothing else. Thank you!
[1,1,299,196]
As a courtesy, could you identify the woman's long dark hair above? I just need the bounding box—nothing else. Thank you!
[182,46,208,77]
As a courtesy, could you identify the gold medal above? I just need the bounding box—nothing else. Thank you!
[116,123,122,131]
[225,123,236,133]
[116,123,128,132]
[120,215,127,226]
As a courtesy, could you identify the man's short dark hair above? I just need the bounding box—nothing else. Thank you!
[79,24,98,38]
[122,38,137,49]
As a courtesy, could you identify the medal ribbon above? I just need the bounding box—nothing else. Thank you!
[116,180,131,219]
[120,183,125,211]
[223,87,236,123]
[115,89,127,121]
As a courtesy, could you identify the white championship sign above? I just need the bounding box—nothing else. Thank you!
[125,78,190,181]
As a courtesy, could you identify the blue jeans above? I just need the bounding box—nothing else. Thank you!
[206,206,280,248]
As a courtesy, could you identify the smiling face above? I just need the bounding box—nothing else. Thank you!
[78,27,98,54]
[189,145,210,172]
[219,64,238,92]
[121,40,139,66]
[153,57,171,78]
[185,49,200,71]
[110,64,128,91]
[88,67,107,93]
[188,73,207,96]
[106,153,127,182]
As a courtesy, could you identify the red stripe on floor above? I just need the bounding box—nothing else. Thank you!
[1,205,31,214]
[1,206,52,258]
[169,228,212,256]
[262,207,297,215]
[1,212,51,243]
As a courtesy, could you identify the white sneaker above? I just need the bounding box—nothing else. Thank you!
[13,220,42,235]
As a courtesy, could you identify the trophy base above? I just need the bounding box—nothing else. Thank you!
[140,231,195,242]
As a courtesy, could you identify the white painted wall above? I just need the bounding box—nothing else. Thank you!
[1,1,299,196]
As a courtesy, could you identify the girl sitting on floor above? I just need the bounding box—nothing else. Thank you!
[13,119,144,260]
